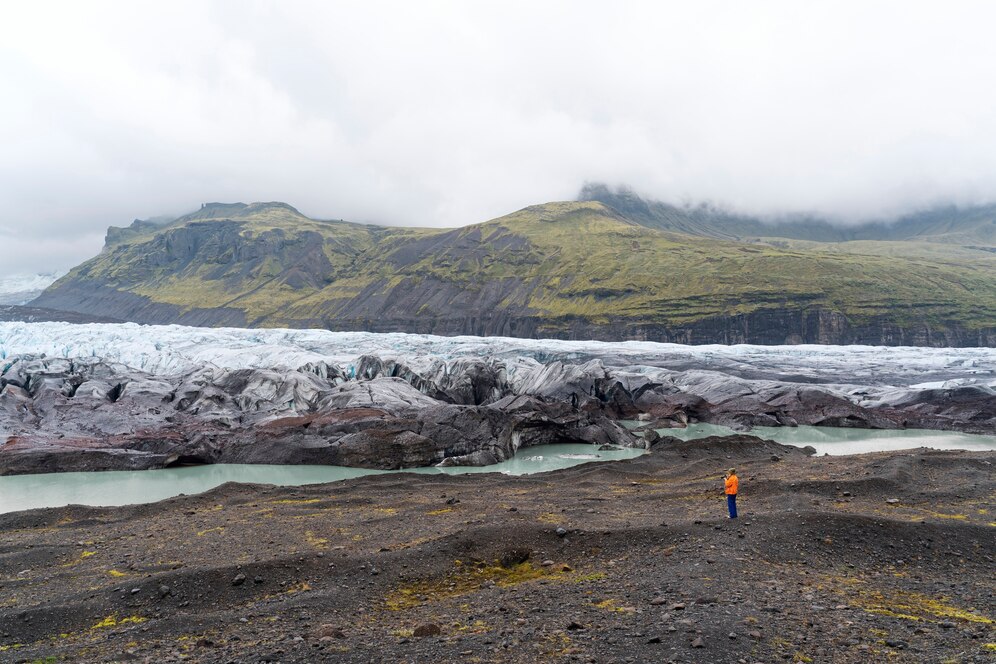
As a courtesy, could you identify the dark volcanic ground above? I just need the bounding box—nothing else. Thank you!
[1,436,994,664]
[0,306,123,324]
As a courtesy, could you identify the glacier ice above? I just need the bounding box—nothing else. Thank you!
[0,321,993,389]
[0,272,64,305]
[2,322,993,478]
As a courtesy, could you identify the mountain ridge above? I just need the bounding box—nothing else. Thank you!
[579,183,996,246]
[31,197,996,346]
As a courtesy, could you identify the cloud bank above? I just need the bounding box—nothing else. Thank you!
[3,1,996,275]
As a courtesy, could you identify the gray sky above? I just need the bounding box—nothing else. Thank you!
[3,1,996,277]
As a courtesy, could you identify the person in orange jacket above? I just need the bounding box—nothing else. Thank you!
[725,468,738,518]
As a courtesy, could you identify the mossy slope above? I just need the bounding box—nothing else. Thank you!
[33,200,996,344]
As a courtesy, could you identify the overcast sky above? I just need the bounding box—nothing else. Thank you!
[3,1,996,277]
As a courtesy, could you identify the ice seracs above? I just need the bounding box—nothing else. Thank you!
[1,322,993,476]
[1,322,993,387]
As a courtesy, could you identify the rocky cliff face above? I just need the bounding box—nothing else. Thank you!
[30,200,996,346]
[274,309,996,347]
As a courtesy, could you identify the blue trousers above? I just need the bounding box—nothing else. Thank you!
[727,494,738,518]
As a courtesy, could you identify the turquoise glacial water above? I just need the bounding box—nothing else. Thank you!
[648,423,996,456]
[0,443,643,514]
[2,426,992,514]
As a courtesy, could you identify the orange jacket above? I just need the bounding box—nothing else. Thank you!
[725,474,738,495]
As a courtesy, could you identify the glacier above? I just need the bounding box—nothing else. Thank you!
[2,321,993,476]
[1,321,993,388]
[0,272,64,305]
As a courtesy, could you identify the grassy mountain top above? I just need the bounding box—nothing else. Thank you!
[34,198,996,344]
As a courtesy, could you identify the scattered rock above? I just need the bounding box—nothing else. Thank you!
[1,378,991,664]
[500,548,531,568]
[691,637,704,648]
[313,625,346,639]
[413,623,442,638]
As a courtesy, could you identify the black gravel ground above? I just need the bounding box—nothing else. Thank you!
[1,435,993,663]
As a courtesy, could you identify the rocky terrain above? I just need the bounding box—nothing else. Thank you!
[0,305,123,324]
[28,195,996,346]
[2,346,993,475]
[0,436,993,663]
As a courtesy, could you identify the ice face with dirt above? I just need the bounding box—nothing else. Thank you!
[1,321,992,387]
[1,321,993,475]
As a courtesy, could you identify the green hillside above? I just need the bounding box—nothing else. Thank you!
[33,200,996,345]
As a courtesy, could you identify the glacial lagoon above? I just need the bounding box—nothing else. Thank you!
[653,423,996,456]
[1,427,993,514]
[0,444,643,514]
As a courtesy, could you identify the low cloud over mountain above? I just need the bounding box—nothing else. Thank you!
[5,3,996,276]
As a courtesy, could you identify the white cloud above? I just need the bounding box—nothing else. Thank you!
[2,0,996,276]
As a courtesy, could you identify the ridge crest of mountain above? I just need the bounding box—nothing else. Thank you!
[578,183,996,245]
[29,195,996,347]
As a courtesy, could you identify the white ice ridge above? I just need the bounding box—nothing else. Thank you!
[0,321,994,387]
